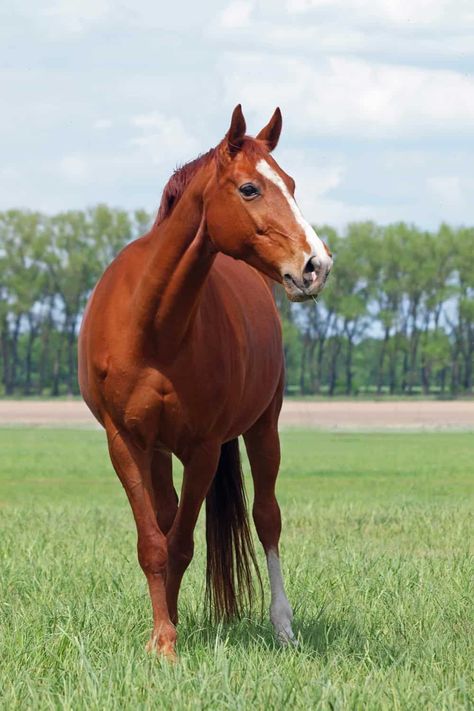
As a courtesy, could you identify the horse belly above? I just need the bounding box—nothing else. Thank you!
[168,271,284,441]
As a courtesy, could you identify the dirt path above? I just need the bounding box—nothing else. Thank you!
[0,399,472,430]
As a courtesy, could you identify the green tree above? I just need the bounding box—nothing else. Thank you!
[0,210,50,394]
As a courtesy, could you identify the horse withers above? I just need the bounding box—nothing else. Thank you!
[78,105,332,659]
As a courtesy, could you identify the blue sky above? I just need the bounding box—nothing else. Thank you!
[1,0,474,229]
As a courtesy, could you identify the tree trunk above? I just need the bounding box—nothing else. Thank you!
[450,349,459,396]
[462,321,473,393]
[66,326,76,396]
[408,333,419,394]
[376,327,389,394]
[23,326,37,395]
[388,337,398,394]
[307,340,318,394]
[51,341,63,397]
[345,334,354,395]
[299,334,309,395]
[0,317,10,395]
[328,339,341,396]
[440,367,447,394]
[5,314,22,395]
[420,326,431,396]
[39,325,51,395]
[312,337,326,394]
[421,357,430,395]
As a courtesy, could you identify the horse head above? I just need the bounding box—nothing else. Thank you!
[203,105,333,302]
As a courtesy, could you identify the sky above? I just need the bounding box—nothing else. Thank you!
[1,0,474,229]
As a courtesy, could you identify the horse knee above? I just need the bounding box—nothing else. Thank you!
[137,531,168,576]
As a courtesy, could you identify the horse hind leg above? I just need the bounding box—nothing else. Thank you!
[107,429,177,659]
[165,442,221,626]
[243,417,296,645]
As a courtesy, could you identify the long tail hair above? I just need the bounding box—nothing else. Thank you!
[205,438,262,621]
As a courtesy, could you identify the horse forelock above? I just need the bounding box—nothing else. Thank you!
[154,138,268,227]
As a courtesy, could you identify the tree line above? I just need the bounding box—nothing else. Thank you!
[0,208,472,397]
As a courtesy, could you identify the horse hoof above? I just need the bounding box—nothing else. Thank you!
[145,636,178,662]
[277,630,298,647]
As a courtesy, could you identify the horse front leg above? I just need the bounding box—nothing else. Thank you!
[243,419,296,645]
[150,448,178,536]
[107,430,177,659]
[165,441,221,626]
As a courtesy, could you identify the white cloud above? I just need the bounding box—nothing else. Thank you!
[222,54,474,138]
[426,175,474,222]
[225,21,474,62]
[285,0,474,29]
[276,148,346,224]
[58,154,88,181]
[211,1,474,67]
[40,0,112,34]
[94,118,113,130]
[2,0,473,227]
[219,1,254,28]
[424,174,474,224]
[278,149,401,227]
[427,176,464,208]
[130,112,200,166]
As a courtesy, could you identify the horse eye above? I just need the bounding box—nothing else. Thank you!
[239,183,259,199]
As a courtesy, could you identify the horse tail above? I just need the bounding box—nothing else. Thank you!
[205,438,262,621]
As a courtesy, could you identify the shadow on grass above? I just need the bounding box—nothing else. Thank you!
[177,610,367,658]
[176,608,402,669]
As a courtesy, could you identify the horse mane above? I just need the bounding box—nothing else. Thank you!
[154,148,216,227]
[154,138,268,227]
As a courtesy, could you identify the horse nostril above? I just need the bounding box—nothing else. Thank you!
[302,259,317,288]
[303,257,316,276]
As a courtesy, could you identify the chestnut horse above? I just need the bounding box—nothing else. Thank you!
[78,105,332,659]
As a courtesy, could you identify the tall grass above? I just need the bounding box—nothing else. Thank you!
[1,429,473,709]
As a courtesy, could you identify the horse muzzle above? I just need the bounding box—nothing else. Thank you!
[282,254,332,302]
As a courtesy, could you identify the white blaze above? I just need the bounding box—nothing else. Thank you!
[256,158,331,268]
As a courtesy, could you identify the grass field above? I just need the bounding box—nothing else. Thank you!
[1,428,473,710]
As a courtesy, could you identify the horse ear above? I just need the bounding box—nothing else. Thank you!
[256,107,282,152]
[226,104,246,156]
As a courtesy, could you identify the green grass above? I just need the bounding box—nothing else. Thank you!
[0,428,473,710]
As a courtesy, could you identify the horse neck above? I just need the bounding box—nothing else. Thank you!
[132,170,216,360]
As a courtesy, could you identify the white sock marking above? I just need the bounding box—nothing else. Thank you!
[256,158,332,269]
[266,549,295,644]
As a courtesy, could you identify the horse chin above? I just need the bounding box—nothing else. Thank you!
[284,287,309,303]
[284,286,322,303]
